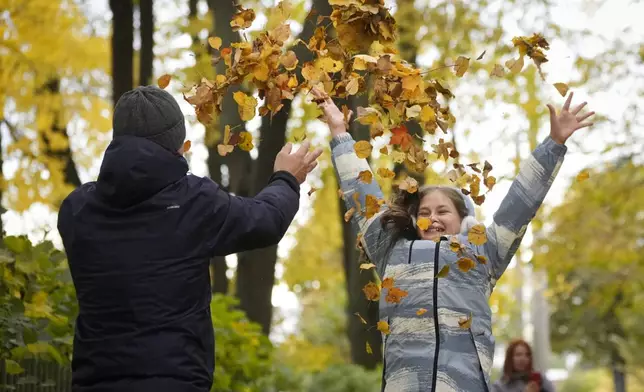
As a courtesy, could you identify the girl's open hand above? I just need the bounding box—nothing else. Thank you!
[310,87,351,136]
[547,91,595,145]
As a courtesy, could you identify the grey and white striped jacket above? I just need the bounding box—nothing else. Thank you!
[330,132,566,392]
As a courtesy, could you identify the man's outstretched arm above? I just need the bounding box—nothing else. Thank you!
[205,141,322,256]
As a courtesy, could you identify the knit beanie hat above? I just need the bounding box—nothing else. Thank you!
[112,86,186,152]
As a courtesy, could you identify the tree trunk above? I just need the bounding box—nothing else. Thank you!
[41,79,82,192]
[208,0,252,295]
[234,0,331,335]
[392,0,423,183]
[338,92,382,368]
[611,358,627,392]
[110,0,134,106]
[138,0,154,86]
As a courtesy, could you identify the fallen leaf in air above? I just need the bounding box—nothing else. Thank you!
[360,263,376,270]
[553,82,569,97]
[377,320,391,335]
[457,257,476,273]
[381,277,394,289]
[344,207,356,222]
[208,36,222,50]
[354,141,373,159]
[157,74,171,89]
[377,167,395,179]
[416,308,428,316]
[576,170,590,182]
[366,342,373,354]
[359,170,373,184]
[476,255,488,264]
[458,313,473,329]
[436,265,450,278]
[308,187,318,197]
[454,56,470,77]
[416,217,430,231]
[385,287,408,304]
[362,282,380,301]
[354,312,368,325]
[183,140,192,153]
[468,224,487,245]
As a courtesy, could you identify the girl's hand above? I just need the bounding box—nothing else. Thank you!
[310,87,351,136]
[524,381,539,392]
[547,91,595,145]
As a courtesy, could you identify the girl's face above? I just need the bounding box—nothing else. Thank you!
[417,191,462,240]
[512,344,531,372]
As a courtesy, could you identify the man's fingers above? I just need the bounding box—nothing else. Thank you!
[546,104,557,125]
[571,101,587,115]
[563,91,574,111]
[295,140,311,156]
[281,142,293,154]
[576,111,595,122]
[307,161,318,173]
[575,122,594,130]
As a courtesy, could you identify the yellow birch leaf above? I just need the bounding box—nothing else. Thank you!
[576,170,590,182]
[366,341,373,354]
[457,257,476,272]
[377,167,395,179]
[208,36,222,49]
[505,56,524,74]
[468,224,487,245]
[416,217,431,231]
[354,141,373,159]
[436,265,450,278]
[360,263,376,270]
[157,74,171,89]
[377,320,391,335]
[458,313,473,329]
[359,170,373,183]
[420,106,436,122]
[554,82,569,97]
[454,56,470,77]
[416,308,428,316]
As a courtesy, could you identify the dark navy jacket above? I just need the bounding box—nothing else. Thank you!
[57,136,300,392]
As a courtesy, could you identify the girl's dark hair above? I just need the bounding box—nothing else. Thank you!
[380,185,469,246]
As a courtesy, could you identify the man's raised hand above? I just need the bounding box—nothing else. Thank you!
[274,140,323,184]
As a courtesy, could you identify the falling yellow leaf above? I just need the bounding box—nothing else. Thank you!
[360,263,376,270]
[454,56,470,77]
[217,144,234,156]
[233,91,258,121]
[476,255,488,264]
[458,313,473,329]
[381,277,394,289]
[344,207,356,222]
[385,287,409,304]
[365,194,380,219]
[416,217,430,231]
[366,341,373,354]
[554,82,569,97]
[354,140,373,159]
[377,167,395,179]
[308,187,318,197]
[576,170,590,182]
[354,312,368,325]
[490,64,506,77]
[420,105,436,122]
[416,308,428,316]
[379,146,389,155]
[505,56,524,74]
[449,237,464,253]
[398,177,418,194]
[359,170,373,184]
[182,140,192,153]
[405,104,422,119]
[238,131,254,151]
[208,36,222,50]
[362,282,381,301]
[436,265,450,278]
[377,320,391,335]
[157,74,171,89]
[468,224,487,245]
[457,257,476,273]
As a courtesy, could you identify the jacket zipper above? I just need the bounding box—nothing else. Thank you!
[431,237,444,392]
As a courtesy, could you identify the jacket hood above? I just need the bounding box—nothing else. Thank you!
[95,136,188,208]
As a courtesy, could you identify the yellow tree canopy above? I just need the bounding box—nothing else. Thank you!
[1,0,111,210]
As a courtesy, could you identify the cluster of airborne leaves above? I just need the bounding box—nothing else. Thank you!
[157,0,562,353]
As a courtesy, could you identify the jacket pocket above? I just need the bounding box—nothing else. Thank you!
[469,325,495,390]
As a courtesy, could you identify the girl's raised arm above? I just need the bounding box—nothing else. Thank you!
[313,88,392,269]
[485,92,595,283]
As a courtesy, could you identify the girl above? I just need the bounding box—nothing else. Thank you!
[491,339,555,392]
[312,87,594,392]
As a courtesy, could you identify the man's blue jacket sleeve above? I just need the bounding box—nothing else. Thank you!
[204,170,300,256]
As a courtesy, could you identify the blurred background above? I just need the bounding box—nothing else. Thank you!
[0,0,642,391]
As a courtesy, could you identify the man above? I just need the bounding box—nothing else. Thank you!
[57,86,322,392]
